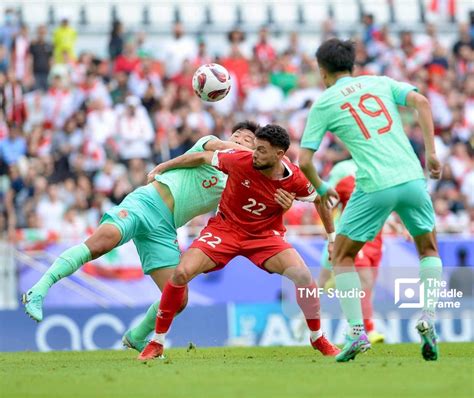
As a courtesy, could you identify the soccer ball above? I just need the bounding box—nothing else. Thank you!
[192,63,231,102]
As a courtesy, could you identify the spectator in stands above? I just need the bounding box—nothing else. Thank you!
[254,26,276,71]
[113,42,140,74]
[2,70,26,125]
[11,24,30,82]
[0,9,20,56]
[36,184,66,231]
[362,13,379,45]
[128,56,162,99]
[110,71,129,105]
[244,72,284,124]
[162,22,197,78]
[53,15,77,63]
[0,123,27,167]
[115,95,154,161]
[29,25,53,92]
[43,73,76,130]
[108,20,124,61]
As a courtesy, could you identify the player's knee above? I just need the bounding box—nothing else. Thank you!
[172,267,191,286]
[287,266,313,286]
[85,226,121,258]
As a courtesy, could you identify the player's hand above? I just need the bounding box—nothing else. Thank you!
[327,241,334,262]
[426,153,442,180]
[274,188,296,211]
[147,165,165,183]
[321,187,339,209]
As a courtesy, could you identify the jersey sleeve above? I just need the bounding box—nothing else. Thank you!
[211,150,248,175]
[300,102,327,151]
[187,135,219,154]
[292,168,318,203]
[383,77,418,107]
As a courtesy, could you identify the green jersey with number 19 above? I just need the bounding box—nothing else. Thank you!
[155,135,226,228]
[301,75,424,192]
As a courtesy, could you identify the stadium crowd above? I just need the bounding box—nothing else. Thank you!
[0,8,473,241]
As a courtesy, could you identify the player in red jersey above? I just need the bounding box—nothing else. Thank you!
[139,124,341,360]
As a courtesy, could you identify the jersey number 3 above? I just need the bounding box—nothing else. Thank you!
[242,198,267,216]
[341,94,393,139]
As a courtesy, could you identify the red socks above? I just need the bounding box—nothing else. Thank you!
[361,288,374,333]
[295,280,321,332]
[155,281,188,334]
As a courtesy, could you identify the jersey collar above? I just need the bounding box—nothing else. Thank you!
[335,76,354,86]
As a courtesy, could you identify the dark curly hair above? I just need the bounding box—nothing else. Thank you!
[255,124,290,151]
[316,38,356,74]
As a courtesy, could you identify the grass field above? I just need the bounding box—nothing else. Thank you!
[1,343,473,398]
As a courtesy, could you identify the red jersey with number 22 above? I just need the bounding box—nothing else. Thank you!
[211,150,317,237]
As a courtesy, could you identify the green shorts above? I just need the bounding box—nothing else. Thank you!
[337,179,435,242]
[100,184,180,274]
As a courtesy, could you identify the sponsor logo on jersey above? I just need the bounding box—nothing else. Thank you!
[118,209,128,219]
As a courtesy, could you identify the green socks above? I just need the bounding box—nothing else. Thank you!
[130,301,160,340]
[335,271,364,335]
[420,256,443,318]
[31,243,92,297]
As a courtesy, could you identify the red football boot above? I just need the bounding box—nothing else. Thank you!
[137,341,164,361]
[311,335,341,356]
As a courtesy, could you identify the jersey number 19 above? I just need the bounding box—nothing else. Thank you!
[341,94,393,140]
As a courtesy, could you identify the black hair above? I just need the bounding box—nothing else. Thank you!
[316,38,355,74]
[255,124,290,151]
[232,120,259,135]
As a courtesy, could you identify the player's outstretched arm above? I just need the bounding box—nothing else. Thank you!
[203,139,253,152]
[406,91,442,179]
[299,148,339,208]
[147,152,214,182]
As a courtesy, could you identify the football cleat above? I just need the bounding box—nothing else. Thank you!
[122,330,148,353]
[416,319,439,361]
[368,330,385,344]
[311,335,341,356]
[335,333,371,362]
[137,341,165,361]
[22,290,44,322]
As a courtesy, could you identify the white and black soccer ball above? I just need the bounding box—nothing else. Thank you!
[192,63,231,102]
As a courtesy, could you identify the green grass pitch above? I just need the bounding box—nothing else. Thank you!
[1,343,473,398]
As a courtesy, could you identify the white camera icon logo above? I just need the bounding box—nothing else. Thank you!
[394,278,425,308]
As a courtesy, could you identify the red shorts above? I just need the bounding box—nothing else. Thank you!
[190,215,292,273]
[354,239,383,268]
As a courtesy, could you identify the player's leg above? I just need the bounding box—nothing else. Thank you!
[395,179,441,360]
[123,267,176,352]
[22,223,122,321]
[258,246,339,356]
[138,248,218,360]
[355,246,384,344]
[318,240,335,290]
[123,187,183,351]
[333,187,395,362]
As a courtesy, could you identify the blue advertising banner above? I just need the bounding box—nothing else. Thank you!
[0,305,228,352]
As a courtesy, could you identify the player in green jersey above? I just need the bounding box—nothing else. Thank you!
[298,38,442,362]
[22,121,295,350]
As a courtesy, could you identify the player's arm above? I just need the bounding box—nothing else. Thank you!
[203,139,253,152]
[299,103,339,208]
[299,149,339,209]
[405,91,441,179]
[314,195,336,261]
[147,152,214,182]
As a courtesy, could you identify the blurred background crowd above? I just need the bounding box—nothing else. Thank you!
[0,3,473,242]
